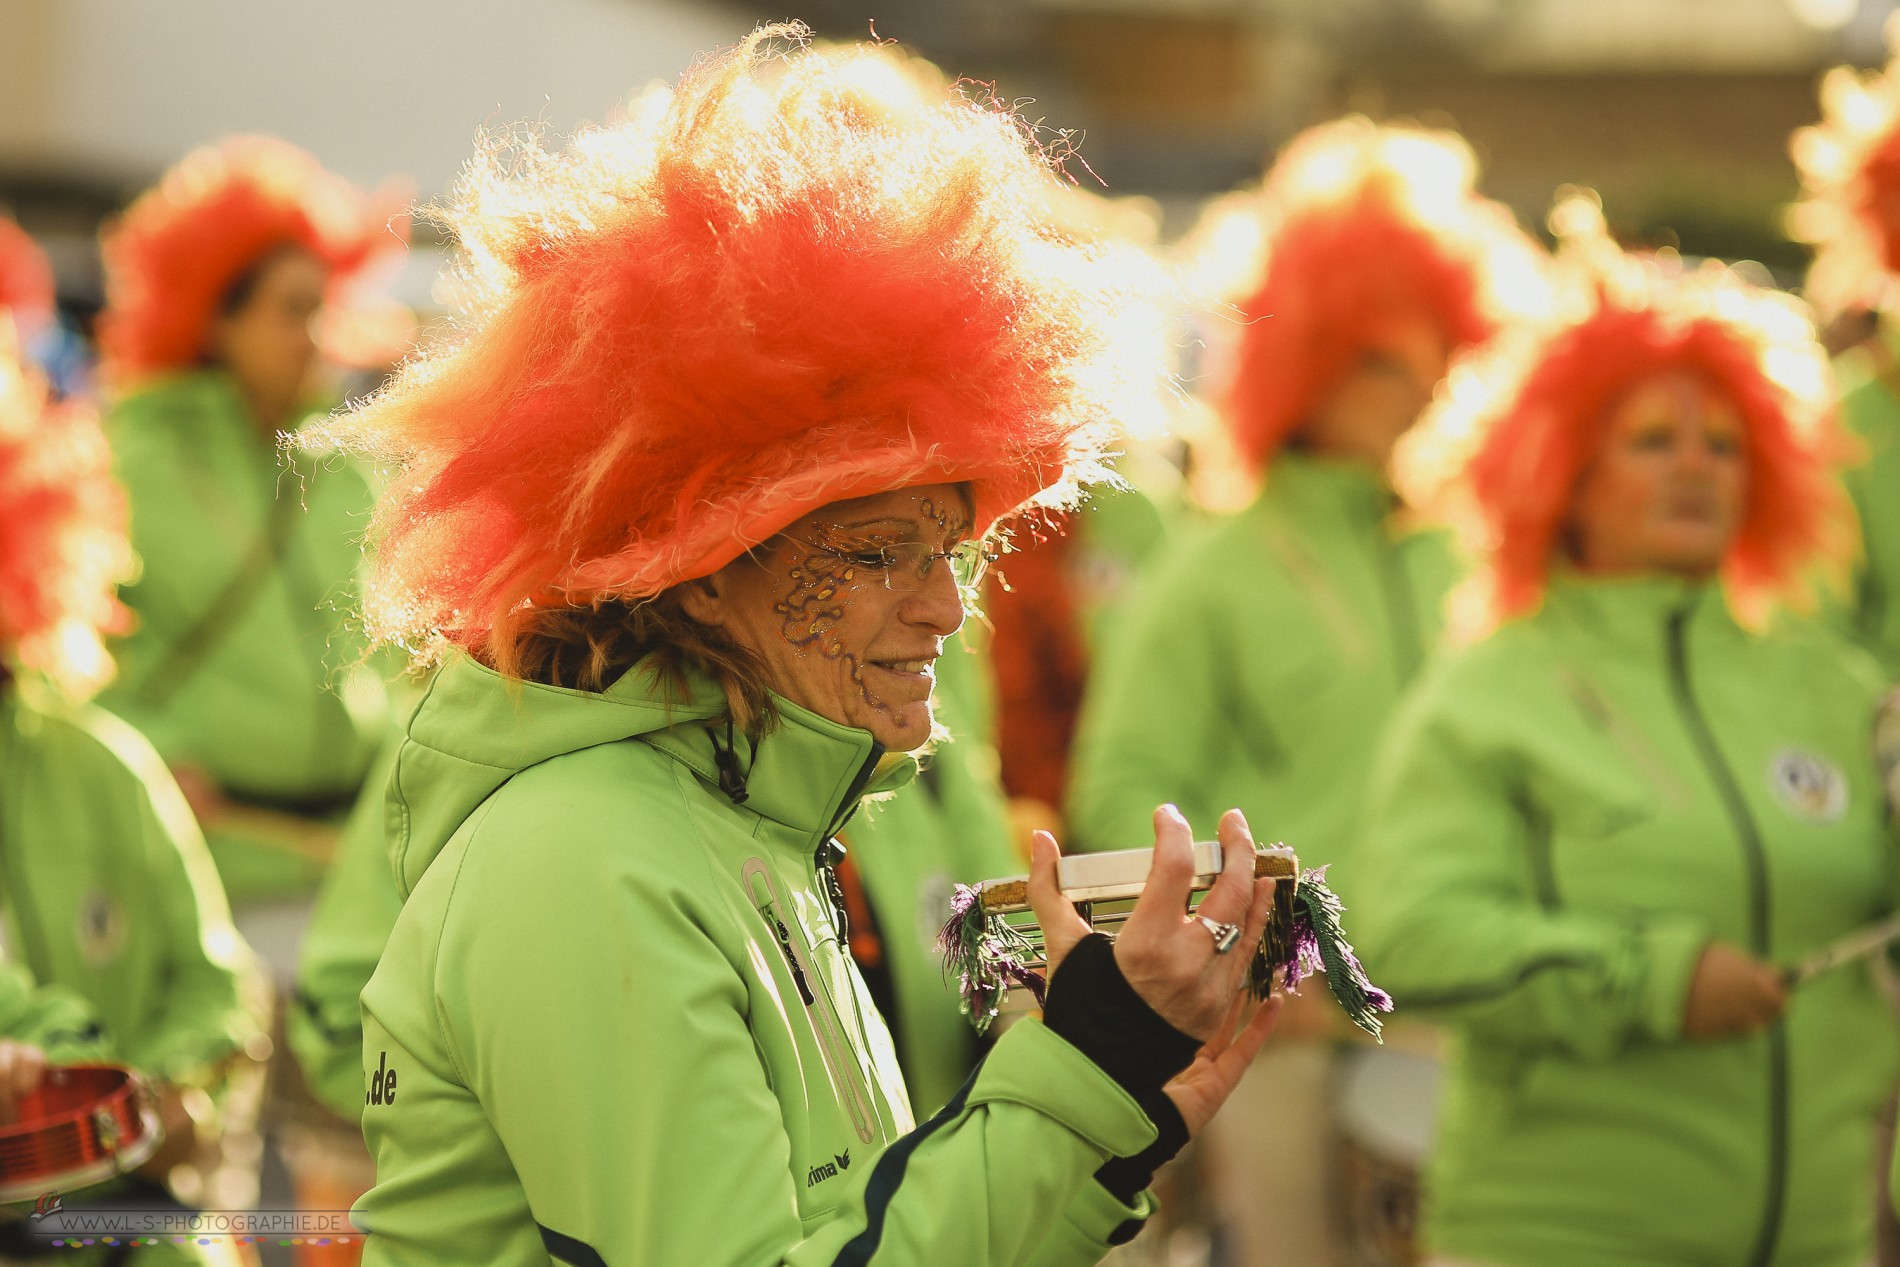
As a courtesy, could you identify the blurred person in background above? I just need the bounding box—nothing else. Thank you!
[1065,119,1546,1267]
[0,213,92,399]
[1355,197,1893,1267]
[319,30,1286,1265]
[982,188,1176,839]
[0,314,267,1264]
[93,136,400,906]
[1791,24,1900,682]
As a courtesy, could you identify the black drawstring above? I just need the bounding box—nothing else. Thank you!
[709,716,750,805]
[816,838,850,941]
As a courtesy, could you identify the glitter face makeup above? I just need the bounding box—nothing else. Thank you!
[693,484,975,750]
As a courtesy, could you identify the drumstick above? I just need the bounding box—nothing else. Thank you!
[1782,913,1900,987]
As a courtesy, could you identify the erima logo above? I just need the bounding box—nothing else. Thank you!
[806,1150,851,1187]
[366,1050,398,1107]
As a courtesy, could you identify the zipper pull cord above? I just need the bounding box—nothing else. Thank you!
[816,838,850,941]
[709,716,750,805]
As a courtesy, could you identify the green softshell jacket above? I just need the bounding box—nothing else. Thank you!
[0,681,262,1085]
[355,654,1164,1266]
[838,637,1020,1117]
[99,372,386,894]
[1067,452,1455,870]
[0,959,106,1064]
[1354,575,1899,1267]
[1832,347,1900,677]
[292,638,1013,1124]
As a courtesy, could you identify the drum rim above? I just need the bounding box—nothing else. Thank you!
[0,1066,163,1205]
[0,1065,140,1142]
[0,1102,162,1204]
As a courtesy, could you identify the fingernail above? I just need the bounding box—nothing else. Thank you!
[1159,803,1186,822]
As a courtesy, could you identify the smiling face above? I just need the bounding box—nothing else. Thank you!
[1567,370,1748,579]
[679,484,974,751]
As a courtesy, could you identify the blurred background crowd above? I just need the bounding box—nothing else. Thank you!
[7,1,1900,1265]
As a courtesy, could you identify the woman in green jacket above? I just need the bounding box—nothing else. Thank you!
[0,319,265,1260]
[1066,119,1543,1266]
[1357,201,1894,1267]
[95,136,398,900]
[323,30,1283,1266]
[1791,48,1900,678]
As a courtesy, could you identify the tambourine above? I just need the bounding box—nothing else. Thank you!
[0,1065,163,1203]
[938,842,1391,1039]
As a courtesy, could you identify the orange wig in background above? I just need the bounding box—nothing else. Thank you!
[1791,24,1900,321]
[0,317,132,695]
[1185,118,1545,473]
[98,135,399,385]
[312,25,1168,668]
[1399,195,1848,630]
[0,216,56,333]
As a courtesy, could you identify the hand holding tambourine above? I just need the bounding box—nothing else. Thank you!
[1027,806,1280,1041]
[940,806,1391,1039]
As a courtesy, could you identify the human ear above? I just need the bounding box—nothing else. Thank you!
[675,574,728,628]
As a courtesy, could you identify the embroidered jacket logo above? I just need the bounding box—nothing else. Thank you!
[806,1150,850,1187]
[1768,748,1848,823]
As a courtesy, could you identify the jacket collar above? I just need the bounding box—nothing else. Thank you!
[643,694,918,848]
[1255,450,1395,527]
[1538,570,1740,657]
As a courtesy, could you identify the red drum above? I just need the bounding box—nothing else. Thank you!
[0,1065,162,1203]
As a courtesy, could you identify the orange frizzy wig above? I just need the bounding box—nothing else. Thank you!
[313,26,1165,665]
[0,216,55,331]
[1790,23,1900,320]
[1186,118,1546,472]
[98,135,399,383]
[1398,196,1847,630]
[0,317,132,695]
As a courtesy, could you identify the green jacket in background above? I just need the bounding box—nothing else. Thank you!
[1833,346,1900,678]
[289,735,404,1120]
[0,959,106,1064]
[1354,576,1898,1267]
[0,681,263,1085]
[100,371,387,896]
[1067,452,1456,873]
[839,635,1020,1117]
[356,654,1162,1266]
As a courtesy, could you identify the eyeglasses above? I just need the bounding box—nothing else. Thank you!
[780,536,995,593]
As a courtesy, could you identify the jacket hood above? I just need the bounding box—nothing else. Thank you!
[386,653,916,897]
[386,654,725,897]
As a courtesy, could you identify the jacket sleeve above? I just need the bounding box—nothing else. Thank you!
[1066,567,1232,854]
[439,813,1159,1267]
[291,741,404,1119]
[0,960,107,1063]
[112,724,268,1084]
[1352,684,1707,1061]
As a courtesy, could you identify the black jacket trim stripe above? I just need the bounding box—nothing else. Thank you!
[538,1221,608,1267]
[830,1062,981,1266]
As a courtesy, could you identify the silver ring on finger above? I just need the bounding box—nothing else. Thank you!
[1197,914,1242,954]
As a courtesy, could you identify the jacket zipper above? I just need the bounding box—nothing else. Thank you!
[743,858,879,1144]
[1664,602,1787,1267]
[815,746,885,940]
